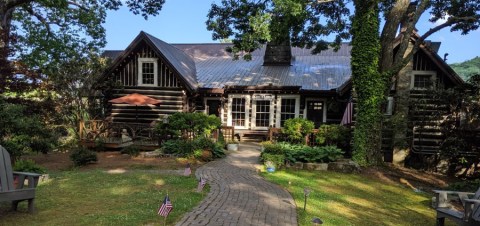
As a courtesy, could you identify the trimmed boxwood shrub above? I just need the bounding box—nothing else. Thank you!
[70,146,98,166]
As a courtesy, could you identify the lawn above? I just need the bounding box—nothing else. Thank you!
[0,170,207,226]
[263,169,449,226]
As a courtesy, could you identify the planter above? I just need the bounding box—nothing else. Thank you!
[227,143,239,151]
[266,166,276,173]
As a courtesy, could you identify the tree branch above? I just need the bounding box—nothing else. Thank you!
[67,1,88,11]
[6,0,34,9]
[24,5,51,38]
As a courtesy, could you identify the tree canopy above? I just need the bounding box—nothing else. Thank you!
[0,0,165,93]
[206,0,350,60]
[207,0,480,165]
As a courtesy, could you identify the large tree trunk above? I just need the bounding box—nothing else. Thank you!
[351,0,384,166]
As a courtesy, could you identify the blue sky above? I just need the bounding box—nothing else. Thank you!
[104,0,479,64]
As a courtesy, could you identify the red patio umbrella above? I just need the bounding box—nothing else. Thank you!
[108,93,161,121]
[108,93,161,105]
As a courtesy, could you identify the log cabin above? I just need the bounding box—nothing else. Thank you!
[101,31,464,163]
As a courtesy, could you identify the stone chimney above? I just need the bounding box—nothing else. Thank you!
[263,42,292,66]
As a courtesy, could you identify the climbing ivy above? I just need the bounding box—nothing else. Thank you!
[350,0,384,166]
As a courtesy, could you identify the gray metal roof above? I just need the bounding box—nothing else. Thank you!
[173,43,352,91]
[144,32,198,90]
[104,33,352,91]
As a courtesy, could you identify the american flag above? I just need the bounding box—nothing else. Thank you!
[341,99,353,126]
[157,195,173,217]
[184,163,191,176]
[196,177,207,192]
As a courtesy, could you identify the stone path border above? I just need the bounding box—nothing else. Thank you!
[176,143,297,226]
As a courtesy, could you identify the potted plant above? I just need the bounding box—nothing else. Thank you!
[265,161,276,173]
[226,140,239,151]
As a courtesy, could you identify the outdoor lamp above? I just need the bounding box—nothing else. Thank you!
[304,188,311,197]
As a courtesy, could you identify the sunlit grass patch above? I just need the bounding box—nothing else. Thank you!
[0,170,207,226]
[263,169,452,226]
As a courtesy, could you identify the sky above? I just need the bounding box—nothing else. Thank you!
[104,0,480,64]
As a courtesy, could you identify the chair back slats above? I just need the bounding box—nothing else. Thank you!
[0,145,15,192]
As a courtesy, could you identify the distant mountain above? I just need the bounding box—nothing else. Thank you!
[450,57,480,81]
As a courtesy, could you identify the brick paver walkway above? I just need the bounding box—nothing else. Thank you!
[176,143,297,226]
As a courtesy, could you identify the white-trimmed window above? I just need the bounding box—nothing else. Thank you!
[276,95,300,128]
[252,94,274,129]
[411,71,436,89]
[232,98,246,127]
[138,58,158,86]
[227,95,250,129]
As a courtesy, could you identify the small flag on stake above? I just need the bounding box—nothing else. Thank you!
[196,177,207,192]
[158,195,173,217]
[184,163,191,176]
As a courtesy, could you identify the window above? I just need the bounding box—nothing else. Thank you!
[138,58,157,86]
[231,98,246,127]
[276,95,300,128]
[414,74,432,88]
[410,71,436,90]
[255,100,271,127]
[280,99,296,127]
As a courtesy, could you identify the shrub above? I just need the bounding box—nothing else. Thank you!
[212,142,226,158]
[13,159,47,174]
[282,118,314,144]
[70,147,98,166]
[121,145,141,157]
[316,124,351,147]
[162,139,194,156]
[447,179,480,192]
[260,153,285,168]
[155,112,221,138]
[283,145,344,163]
[262,142,286,155]
[0,102,57,161]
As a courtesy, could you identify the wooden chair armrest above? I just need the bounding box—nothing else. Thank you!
[463,199,480,204]
[432,190,475,196]
[13,171,41,188]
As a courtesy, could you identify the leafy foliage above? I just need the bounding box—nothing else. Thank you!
[260,153,285,168]
[70,146,98,166]
[282,118,314,144]
[206,0,350,60]
[450,56,480,81]
[0,101,56,161]
[315,124,351,148]
[121,145,141,157]
[429,74,480,176]
[261,142,343,164]
[13,159,46,174]
[161,137,225,159]
[155,112,221,138]
[447,179,480,192]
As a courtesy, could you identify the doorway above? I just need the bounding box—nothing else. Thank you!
[306,100,324,128]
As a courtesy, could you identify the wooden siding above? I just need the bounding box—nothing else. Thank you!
[108,87,185,124]
[112,41,179,88]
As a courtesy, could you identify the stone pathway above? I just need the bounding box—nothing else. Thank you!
[176,143,297,226]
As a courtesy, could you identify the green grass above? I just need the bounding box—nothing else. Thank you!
[0,170,207,226]
[263,169,445,226]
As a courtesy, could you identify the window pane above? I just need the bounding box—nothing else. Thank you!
[255,100,270,127]
[414,74,432,88]
[232,98,246,127]
[280,99,296,127]
[142,62,155,85]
